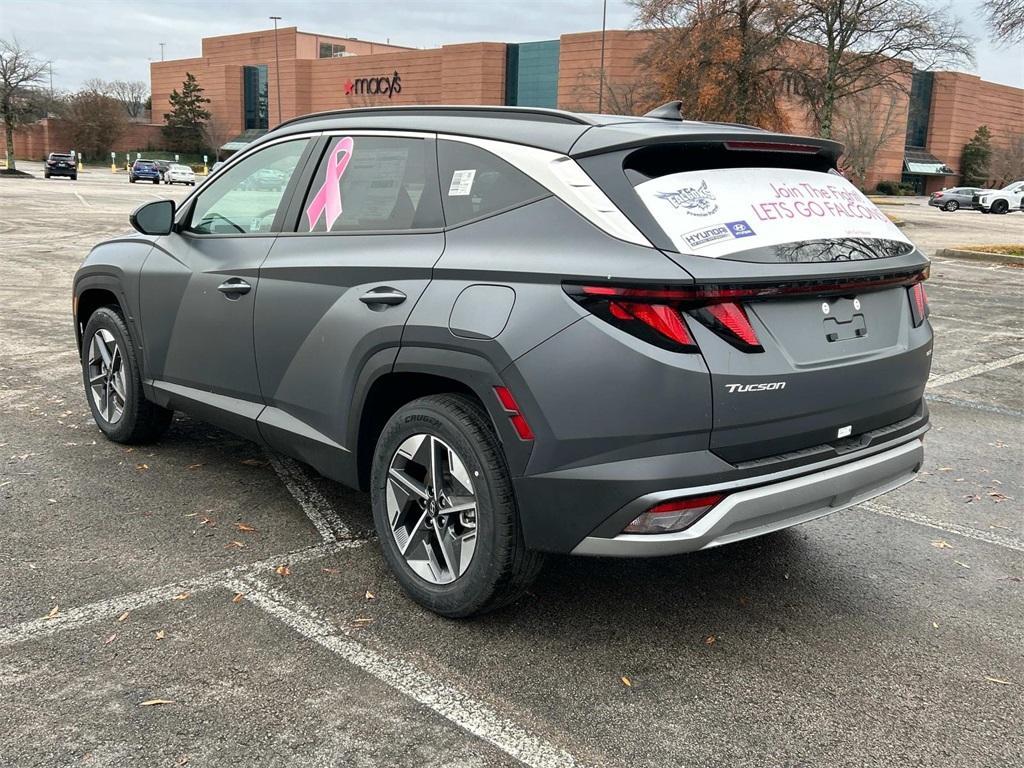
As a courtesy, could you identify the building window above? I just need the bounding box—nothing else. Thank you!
[319,42,347,58]
[905,71,934,149]
[242,64,268,130]
[506,41,560,108]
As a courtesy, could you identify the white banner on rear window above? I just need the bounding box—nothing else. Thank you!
[635,168,911,258]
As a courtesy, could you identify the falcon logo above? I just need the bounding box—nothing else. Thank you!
[655,180,718,216]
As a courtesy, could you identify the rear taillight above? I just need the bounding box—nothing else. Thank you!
[908,282,929,326]
[690,302,762,351]
[623,493,726,534]
[493,386,534,440]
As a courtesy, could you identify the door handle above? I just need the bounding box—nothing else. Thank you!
[359,287,406,307]
[217,278,251,298]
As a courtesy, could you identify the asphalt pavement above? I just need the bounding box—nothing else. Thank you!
[1,165,1021,767]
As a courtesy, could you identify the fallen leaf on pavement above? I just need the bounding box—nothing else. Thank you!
[118,611,130,622]
[240,458,266,466]
[985,676,1012,686]
[171,592,190,601]
[155,630,165,640]
[953,560,971,569]
[234,523,256,533]
[136,463,149,471]
[365,590,375,600]
[932,622,939,629]
[704,634,717,646]
[322,567,339,574]
[931,539,953,549]
[275,564,291,577]
[620,676,632,687]
[46,605,59,619]
[186,463,203,470]
[225,540,245,549]
[231,593,245,603]
[140,699,176,706]
[103,633,116,645]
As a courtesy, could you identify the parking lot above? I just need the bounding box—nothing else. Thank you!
[1,165,1022,767]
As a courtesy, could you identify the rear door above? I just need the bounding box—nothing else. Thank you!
[139,137,313,439]
[253,132,445,482]
[588,144,933,463]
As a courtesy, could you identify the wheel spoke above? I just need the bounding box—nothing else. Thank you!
[397,507,431,555]
[109,372,126,401]
[428,436,444,497]
[388,467,428,500]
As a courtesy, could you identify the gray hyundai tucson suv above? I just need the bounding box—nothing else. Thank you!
[73,105,932,617]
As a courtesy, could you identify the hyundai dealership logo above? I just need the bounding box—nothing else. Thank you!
[345,70,402,98]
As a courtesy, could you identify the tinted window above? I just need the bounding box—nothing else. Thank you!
[189,139,309,235]
[298,136,441,233]
[437,140,548,227]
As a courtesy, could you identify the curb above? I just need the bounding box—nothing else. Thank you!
[935,248,1024,266]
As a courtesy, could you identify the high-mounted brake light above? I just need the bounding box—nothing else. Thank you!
[493,386,534,441]
[723,141,821,154]
[623,493,726,534]
[908,282,929,326]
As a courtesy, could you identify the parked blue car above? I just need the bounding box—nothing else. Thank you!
[129,160,161,184]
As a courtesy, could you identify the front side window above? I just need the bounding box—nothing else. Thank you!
[188,139,309,235]
[437,140,549,227]
[298,136,442,233]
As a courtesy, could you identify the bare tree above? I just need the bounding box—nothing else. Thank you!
[787,1,974,138]
[989,134,1024,186]
[982,0,1024,43]
[0,37,48,172]
[631,0,800,129]
[64,85,127,160]
[570,68,656,115]
[201,111,237,160]
[833,89,904,189]
[108,79,149,120]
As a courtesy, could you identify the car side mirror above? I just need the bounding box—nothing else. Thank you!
[130,199,176,236]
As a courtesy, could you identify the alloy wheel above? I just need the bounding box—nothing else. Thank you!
[87,329,126,424]
[386,434,478,585]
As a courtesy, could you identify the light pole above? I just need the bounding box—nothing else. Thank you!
[270,16,283,126]
[159,42,166,61]
[597,0,607,113]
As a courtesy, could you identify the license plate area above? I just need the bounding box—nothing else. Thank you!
[822,297,866,342]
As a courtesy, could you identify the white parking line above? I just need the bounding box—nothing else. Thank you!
[229,575,584,768]
[926,352,1024,390]
[0,541,361,647]
[265,451,352,542]
[861,502,1024,553]
[73,191,92,208]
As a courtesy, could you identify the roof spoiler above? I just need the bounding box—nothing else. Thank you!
[644,101,683,120]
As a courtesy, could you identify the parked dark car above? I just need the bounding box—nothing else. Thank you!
[44,152,77,180]
[129,159,161,184]
[73,105,932,617]
[928,186,980,212]
[153,160,172,181]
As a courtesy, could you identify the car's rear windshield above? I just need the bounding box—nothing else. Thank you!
[50,154,72,160]
[135,161,157,167]
[591,142,914,263]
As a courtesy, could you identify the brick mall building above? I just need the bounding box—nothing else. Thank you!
[14,26,1024,193]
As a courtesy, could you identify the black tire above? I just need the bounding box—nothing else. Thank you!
[44,172,51,178]
[992,199,1009,214]
[371,394,544,618]
[152,178,159,184]
[81,307,173,444]
[943,201,958,211]
[71,175,77,181]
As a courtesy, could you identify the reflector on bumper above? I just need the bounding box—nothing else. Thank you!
[623,493,725,534]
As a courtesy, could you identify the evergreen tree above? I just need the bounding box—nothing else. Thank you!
[960,125,993,187]
[162,72,211,153]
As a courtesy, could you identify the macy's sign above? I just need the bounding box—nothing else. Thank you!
[344,71,402,98]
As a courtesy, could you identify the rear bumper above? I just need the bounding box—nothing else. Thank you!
[571,437,923,557]
[46,166,75,176]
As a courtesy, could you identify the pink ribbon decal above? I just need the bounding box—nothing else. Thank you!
[305,137,354,230]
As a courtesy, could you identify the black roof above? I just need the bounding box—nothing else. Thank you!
[264,105,840,158]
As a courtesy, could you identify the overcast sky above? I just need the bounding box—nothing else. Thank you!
[2,0,1022,91]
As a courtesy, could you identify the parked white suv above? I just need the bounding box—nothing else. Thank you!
[972,181,1024,214]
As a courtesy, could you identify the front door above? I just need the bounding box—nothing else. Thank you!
[139,137,313,439]
[253,133,445,483]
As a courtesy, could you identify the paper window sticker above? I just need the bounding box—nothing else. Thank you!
[448,169,476,196]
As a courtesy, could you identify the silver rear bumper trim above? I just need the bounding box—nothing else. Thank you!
[571,437,924,557]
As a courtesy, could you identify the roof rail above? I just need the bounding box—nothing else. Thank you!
[276,104,597,130]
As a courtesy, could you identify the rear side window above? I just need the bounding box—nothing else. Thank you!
[298,136,442,233]
[437,140,548,227]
